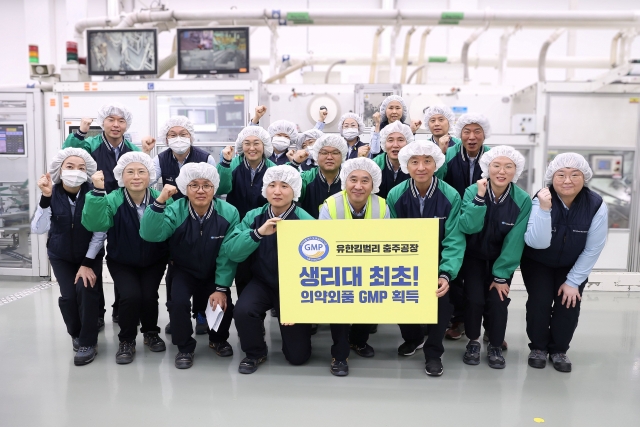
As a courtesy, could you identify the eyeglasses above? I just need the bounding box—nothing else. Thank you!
[318,150,341,157]
[489,163,515,172]
[124,170,148,177]
[167,132,191,139]
[188,184,214,192]
[554,173,583,182]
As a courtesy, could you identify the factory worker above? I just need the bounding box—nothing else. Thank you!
[267,120,299,166]
[386,141,465,376]
[370,95,421,155]
[424,105,461,154]
[338,113,370,160]
[522,153,607,373]
[289,134,348,219]
[372,121,414,199]
[319,157,389,376]
[458,146,531,369]
[63,103,154,323]
[436,113,492,342]
[82,152,170,365]
[224,166,314,374]
[144,115,218,335]
[294,128,324,171]
[216,126,276,296]
[31,148,105,366]
[140,163,239,369]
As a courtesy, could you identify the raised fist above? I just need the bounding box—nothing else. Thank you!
[37,173,53,197]
[92,170,105,190]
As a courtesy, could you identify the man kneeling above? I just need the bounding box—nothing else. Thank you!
[224,165,315,374]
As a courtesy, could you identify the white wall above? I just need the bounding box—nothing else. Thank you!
[2,0,640,88]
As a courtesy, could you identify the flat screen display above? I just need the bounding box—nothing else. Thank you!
[177,27,249,75]
[0,124,26,156]
[87,29,158,76]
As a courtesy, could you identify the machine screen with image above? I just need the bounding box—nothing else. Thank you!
[87,29,158,76]
[177,27,249,75]
[0,124,26,156]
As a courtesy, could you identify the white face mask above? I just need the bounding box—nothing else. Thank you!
[61,170,88,188]
[168,136,191,155]
[342,128,360,140]
[272,136,290,151]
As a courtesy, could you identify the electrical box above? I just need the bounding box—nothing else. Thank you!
[511,114,536,134]
[591,154,624,178]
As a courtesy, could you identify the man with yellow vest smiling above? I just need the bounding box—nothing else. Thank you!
[318,157,388,376]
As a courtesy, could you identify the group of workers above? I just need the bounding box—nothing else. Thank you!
[31,94,607,377]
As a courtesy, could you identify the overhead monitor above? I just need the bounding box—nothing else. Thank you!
[177,27,249,75]
[87,29,158,76]
[0,124,26,156]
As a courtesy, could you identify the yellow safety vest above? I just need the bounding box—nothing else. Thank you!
[324,190,386,219]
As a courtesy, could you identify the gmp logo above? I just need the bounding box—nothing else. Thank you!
[298,236,329,262]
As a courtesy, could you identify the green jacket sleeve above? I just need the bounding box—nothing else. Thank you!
[81,189,123,232]
[214,199,241,287]
[458,184,487,235]
[299,168,318,202]
[373,152,386,170]
[492,188,532,281]
[438,185,466,281]
[221,207,263,264]
[124,141,141,152]
[385,183,404,219]
[435,143,458,179]
[294,206,317,220]
[62,133,102,154]
[215,156,240,196]
[139,198,186,242]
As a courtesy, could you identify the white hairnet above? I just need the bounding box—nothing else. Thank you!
[235,126,274,158]
[340,158,382,195]
[296,128,324,149]
[545,152,593,183]
[159,116,195,143]
[113,152,156,188]
[454,113,492,139]
[338,113,366,136]
[398,141,446,174]
[479,145,526,184]
[97,103,132,130]
[310,134,349,162]
[48,148,97,184]
[175,162,221,195]
[424,105,455,128]
[261,165,303,202]
[268,120,299,142]
[379,95,408,123]
[379,121,414,152]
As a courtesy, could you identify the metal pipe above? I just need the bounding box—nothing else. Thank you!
[157,52,177,78]
[269,22,279,78]
[416,28,432,84]
[498,27,519,85]
[619,29,639,65]
[325,60,346,83]
[461,24,489,83]
[538,29,566,82]
[369,27,386,84]
[264,60,312,83]
[406,64,427,84]
[389,24,401,83]
[610,31,624,67]
[400,27,416,83]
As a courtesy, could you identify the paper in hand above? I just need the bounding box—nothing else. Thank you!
[205,301,224,332]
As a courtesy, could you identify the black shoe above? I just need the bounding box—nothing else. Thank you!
[195,312,208,335]
[209,340,233,357]
[97,317,105,331]
[425,358,444,376]
[330,359,349,376]
[483,332,508,350]
[528,349,548,369]
[115,341,136,364]
[238,356,267,374]
[487,344,506,369]
[463,340,481,365]
[270,308,278,318]
[112,314,119,324]
[72,337,80,352]
[74,345,98,366]
[143,332,166,352]
[398,338,426,356]
[549,353,572,372]
[310,324,318,335]
[369,324,378,334]
[350,343,375,358]
[175,352,194,369]
[164,322,171,334]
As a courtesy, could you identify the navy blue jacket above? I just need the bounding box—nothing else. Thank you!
[523,186,603,268]
[158,147,209,200]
